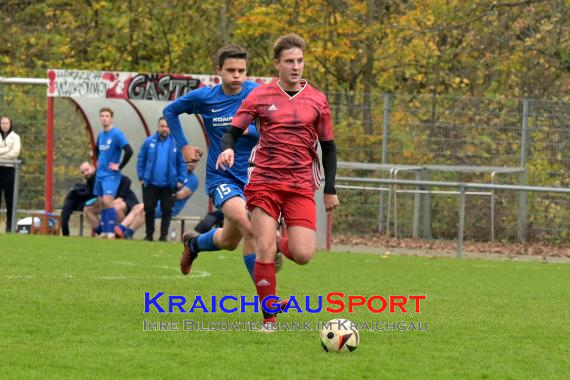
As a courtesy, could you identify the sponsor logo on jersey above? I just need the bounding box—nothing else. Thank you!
[212,116,233,127]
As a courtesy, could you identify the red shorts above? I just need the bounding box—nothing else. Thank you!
[244,184,316,231]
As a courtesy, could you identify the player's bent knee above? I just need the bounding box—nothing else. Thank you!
[291,248,315,265]
[134,204,145,216]
[218,234,241,251]
[224,240,240,251]
[241,229,254,241]
[256,240,277,257]
[294,254,312,265]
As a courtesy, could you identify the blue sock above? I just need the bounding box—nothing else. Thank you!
[243,253,256,280]
[95,224,103,235]
[125,227,134,238]
[196,228,220,252]
[106,208,116,232]
[100,209,109,233]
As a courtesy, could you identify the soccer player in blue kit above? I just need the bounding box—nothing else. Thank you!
[94,107,133,239]
[163,44,277,280]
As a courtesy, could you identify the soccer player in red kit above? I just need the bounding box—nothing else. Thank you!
[217,33,339,326]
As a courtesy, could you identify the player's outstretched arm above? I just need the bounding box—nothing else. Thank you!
[163,92,204,164]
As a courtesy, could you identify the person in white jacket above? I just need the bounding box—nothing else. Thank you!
[0,116,21,232]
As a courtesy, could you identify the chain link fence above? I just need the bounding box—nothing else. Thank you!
[330,92,570,243]
[0,83,91,216]
[1,83,570,242]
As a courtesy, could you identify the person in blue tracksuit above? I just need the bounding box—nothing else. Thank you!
[137,117,185,241]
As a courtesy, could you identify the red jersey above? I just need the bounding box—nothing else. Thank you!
[231,80,334,191]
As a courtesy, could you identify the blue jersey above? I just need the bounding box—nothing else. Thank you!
[96,127,129,177]
[163,80,259,193]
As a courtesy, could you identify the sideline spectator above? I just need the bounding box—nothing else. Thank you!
[60,162,96,236]
[0,116,21,232]
[76,161,139,236]
[115,166,199,239]
[154,166,199,219]
[137,117,185,241]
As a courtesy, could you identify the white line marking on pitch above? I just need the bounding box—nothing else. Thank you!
[6,275,34,280]
[93,271,210,280]
[112,261,136,266]
[95,276,127,280]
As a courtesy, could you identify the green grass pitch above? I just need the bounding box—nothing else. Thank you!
[1,234,568,379]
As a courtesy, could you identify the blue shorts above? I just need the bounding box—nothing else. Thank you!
[209,182,245,210]
[94,175,121,197]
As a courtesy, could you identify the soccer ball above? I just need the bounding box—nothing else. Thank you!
[319,318,359,353]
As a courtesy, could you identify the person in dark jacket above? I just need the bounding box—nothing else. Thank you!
[62,162,139,236]
[61,182,94,236]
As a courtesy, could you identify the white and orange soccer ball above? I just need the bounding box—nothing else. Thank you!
[319,318,359,353]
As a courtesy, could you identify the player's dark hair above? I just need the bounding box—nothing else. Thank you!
[217,45,248,68]
[273,33,306,60]
[99,107,114,117]
[158,116,166,123]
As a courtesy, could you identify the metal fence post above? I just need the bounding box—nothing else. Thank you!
[413,171,421,238]
[378,93,391,232]
[10,160,21,233]
[490,172,496,242]
[518,99,529,242]
[457,185,466,258]
[422,170,432,239]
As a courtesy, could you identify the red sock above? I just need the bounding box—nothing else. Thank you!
[278,237,294,261]
[254,261,277,322]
